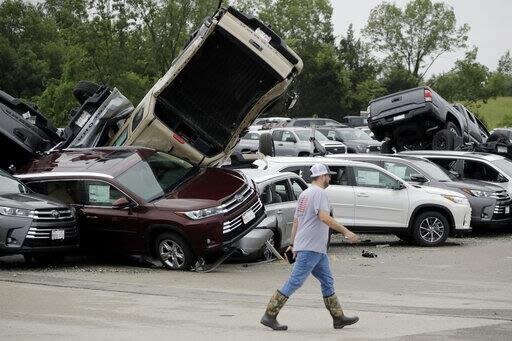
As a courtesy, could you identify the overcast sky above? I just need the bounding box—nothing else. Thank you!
[331,0,512,77]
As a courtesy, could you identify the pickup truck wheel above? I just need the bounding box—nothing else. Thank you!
[73,81,100,104]
[412,211,449,246]
[432,129,455,150]
[155,233,195,270]
[446,121,461,136]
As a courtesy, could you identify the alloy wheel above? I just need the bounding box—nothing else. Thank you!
[159,239,186,269]
[419,217,445,244]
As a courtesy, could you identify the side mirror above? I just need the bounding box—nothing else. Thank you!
[112,197,135,209]
[449,170,461,179]
[410,174,428,183]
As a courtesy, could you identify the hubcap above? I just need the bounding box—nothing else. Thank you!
[419,217,445,243]
[263,236,276,261]
[159,240,185,269]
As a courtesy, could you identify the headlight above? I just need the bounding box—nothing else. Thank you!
[442,195,468,204]
[0,206,33,218]
[181,207,224,220]
[468,189,493,198]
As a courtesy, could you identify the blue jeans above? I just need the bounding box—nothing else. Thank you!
[280,251,335,298]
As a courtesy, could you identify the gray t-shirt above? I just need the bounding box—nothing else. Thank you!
[293,185,331,254]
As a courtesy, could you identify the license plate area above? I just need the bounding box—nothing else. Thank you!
[498,146,508,154]
[242,210,256,225]
[393,114,406,121]
[51,229,65,240]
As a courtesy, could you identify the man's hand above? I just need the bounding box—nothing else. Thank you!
[285,245,296,260]
[344,231,360,244]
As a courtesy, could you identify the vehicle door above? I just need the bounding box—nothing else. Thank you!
[352,166,409,228]
[324,165,355,226]
[260,179,296,247]
[276,130,299,156]
[463,108,485,142]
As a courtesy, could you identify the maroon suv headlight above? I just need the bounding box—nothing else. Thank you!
[179,206,225,220]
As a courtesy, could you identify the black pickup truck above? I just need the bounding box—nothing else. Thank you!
[367,87,490,152]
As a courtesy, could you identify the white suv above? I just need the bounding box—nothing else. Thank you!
[254,157,472,246]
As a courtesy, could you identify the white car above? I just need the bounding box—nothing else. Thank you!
[254,157,472,246]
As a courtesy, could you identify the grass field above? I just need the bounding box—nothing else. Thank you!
[463,96,512,129]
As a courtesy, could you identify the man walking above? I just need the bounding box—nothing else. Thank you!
[261,163,360,331]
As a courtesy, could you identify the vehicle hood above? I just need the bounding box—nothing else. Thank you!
[0,192,67,210]
[152,168,248,210]
[442,180,504,193]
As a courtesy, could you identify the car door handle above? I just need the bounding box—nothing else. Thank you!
[357,193,369,197]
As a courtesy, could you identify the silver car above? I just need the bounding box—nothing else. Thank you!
[235,170,308,260]
[271,127,347,156]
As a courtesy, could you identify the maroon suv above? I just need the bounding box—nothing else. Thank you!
[16,147,264,270]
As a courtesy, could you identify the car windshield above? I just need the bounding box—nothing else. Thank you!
[337,129,372,141]
[414,160,453,181]
[0,170,29,194]
[492,158,512,177]
[295,130,329,142]
[116,152,195,202]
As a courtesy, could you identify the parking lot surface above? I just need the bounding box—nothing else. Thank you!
[1,232,512,340]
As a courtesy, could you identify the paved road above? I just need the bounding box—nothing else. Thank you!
[1,232,512,340]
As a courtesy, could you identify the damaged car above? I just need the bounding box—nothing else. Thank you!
[17,147,265,270]
[1,6,302,170]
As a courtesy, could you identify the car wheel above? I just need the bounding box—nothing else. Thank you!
[446,121,461,136]
[73,80,101,104]
[381,139,393,154]
[432,129,455,150]
[412,211,450,246]
[155,233,195,270]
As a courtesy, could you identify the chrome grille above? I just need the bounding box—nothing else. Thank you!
[223,199,263,234]
[25,225,79,239]
[493,190,511,214]
[219,184,254,214]
[491,190,509,200]
[32,208,74,221]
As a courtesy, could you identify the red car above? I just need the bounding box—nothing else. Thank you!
[16,147,264,270]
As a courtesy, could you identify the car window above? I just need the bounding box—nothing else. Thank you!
[272,130,283,141]
[463,160,501,182]
[275,179,293,202]
[290,178,308,199]
[0,170,29,194]
[353,167,398,189]
[383,162,418,181]
[281,130,295,142]
[428,158,463,178]
[131,107,144,132]
[282,166,312,183]
[242,132,261,140]
[321,129,337,140]
[83,180,124,206]
[112,128,128,146]
[328,166,351,186]
[28,180,81,205]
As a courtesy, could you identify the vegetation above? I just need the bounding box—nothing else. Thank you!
[0,0,510,127]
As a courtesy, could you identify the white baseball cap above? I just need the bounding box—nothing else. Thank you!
[310,163,336,177]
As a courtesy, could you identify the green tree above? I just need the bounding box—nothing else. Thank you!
[364,0,469,80]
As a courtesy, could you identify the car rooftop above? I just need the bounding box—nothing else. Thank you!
[400,150,504,161]
[16,147,155,178]
[326,154,429,162]
[239,169,298,183]
[260,156,376,168]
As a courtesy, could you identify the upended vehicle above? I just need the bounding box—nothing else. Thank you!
[0,168,79,260]
[17,147,265,270]
[1,5,303,169]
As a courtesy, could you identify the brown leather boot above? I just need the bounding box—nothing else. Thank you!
[323,294,359,329]
[260,290,288,331]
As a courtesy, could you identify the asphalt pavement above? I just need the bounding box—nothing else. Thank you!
[1,231,512,340]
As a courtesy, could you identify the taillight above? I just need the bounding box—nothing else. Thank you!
[424,89,433,102]
[173,133,186,144]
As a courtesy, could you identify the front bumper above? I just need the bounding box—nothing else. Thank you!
[451,203,472,233]
[469,196,512,227]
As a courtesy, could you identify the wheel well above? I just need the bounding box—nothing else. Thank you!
[298,152,310,156]
[146,225,192,258]
[408,205,455,234]
[445,112,462,132]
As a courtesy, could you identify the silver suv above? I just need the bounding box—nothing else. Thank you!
[271,127,347,156]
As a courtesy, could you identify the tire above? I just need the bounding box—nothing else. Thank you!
[259,133,275,156]
[411,211,450,246]
[446,121,461,136]
[155,232,195,270]
[432,129,455,150]
[73,80,101,104]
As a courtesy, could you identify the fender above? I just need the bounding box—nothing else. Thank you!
[258,214,278,230]
[408,204,455,232]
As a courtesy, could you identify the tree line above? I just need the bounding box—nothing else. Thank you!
[0,0,511,127]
